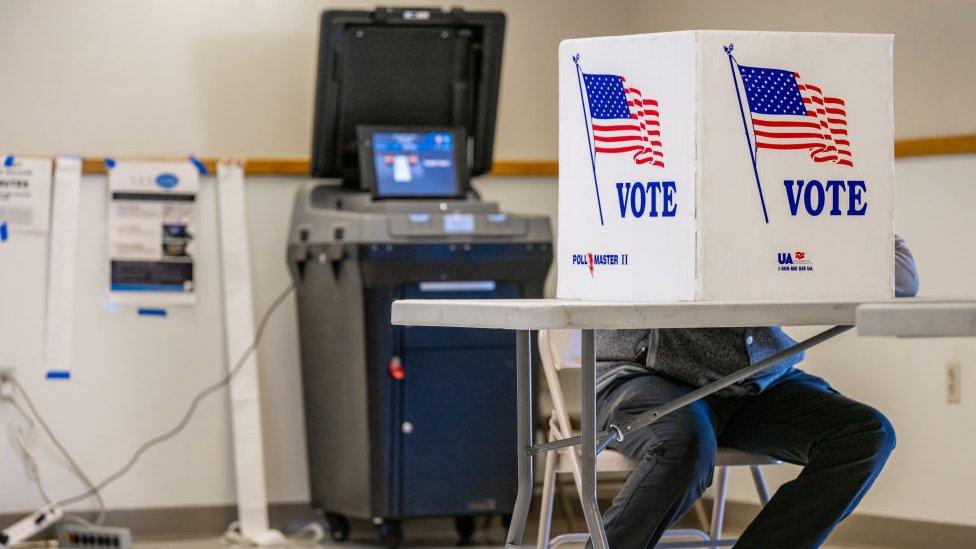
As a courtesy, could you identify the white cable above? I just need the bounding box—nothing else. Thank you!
[220,520,325,547]
[5,379,106,525]
[2,281,294,541]
[1,395,98,531]
[5,400,53,505]
[57,282,295,508]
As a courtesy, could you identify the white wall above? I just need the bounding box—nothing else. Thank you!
[631,0,976,140]
[1,0,975,531]
[0,0,656,161]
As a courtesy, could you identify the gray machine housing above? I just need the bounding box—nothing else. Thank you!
[287,182,552,525]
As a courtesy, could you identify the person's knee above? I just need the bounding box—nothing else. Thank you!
[636,422,717,491]
[862,407,897,459]
[840,406,896,466]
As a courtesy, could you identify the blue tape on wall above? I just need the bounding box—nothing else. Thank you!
[137,308,167,317]
[188,155,207,175]
[3,155,13,167]
[46,370,71,380]
[104,157,117,169]
[0,222,8,242]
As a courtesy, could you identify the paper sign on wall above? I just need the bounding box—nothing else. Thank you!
[108,160,200,305]
[0,156,53,233]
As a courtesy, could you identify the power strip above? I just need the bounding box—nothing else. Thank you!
[0,504,63,547]
[55,523,132,549]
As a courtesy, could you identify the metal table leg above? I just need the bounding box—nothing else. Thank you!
[581,329,609,549]
[506,330,534,548]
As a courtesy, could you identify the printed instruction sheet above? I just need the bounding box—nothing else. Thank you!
[0,156,53,233]
[108,160,199,305]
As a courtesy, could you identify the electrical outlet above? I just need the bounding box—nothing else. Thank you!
[947,360,962,404]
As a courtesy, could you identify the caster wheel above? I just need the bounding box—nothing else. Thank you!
[325,513,350,542]
[454,515,476,545]
[377,520,403,548]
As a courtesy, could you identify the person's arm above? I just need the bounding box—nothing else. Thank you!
[895,235,919,298]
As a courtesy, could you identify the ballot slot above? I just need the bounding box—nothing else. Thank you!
[400,281,518,349]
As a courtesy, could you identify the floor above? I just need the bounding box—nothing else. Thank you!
[136,539,880,548]
[130,501,883,548]
[133,526,883,549]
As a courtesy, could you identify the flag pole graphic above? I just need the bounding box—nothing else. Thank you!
[573,53,605,226]
[725,44,770,224]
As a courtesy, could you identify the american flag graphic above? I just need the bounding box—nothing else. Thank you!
[582,73,664,167]
[737,65,852,167]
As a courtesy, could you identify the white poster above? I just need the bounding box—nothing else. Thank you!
[0,155,53,233]
[108,160,200,305]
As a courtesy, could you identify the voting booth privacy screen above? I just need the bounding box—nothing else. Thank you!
[557,31,895,302]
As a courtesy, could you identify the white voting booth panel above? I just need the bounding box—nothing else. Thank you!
[557,31,894,302]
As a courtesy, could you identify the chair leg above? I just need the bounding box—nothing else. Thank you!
[749,465,772,506]
[537,448,559,549]
[692,500,710,532]
[709,466,729,541]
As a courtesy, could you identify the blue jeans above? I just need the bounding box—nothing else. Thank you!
[594,369,895,549]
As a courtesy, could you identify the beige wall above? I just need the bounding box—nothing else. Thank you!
[0,0,651,160]
[2,0,976,531]
[1,1,972,163]
[631,0,976,141]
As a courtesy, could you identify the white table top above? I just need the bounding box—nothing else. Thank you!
[392,298,976,333]
[856,301,976,337]
[391,298,867,330]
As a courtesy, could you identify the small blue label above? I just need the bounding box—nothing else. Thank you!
[0,222,7,242]
[138,308,168,317]
[155,173,180,189]
[46,370,71,380]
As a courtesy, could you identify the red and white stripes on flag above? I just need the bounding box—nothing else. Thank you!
[751,72,853,167]
[584,74,665,168]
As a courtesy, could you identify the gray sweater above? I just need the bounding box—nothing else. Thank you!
[595,236,920,397]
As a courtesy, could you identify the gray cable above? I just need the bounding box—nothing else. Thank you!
[6,398,54,504]
[9,379,107,525]
[57,282,295,508]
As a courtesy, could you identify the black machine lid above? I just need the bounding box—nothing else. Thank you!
[310,7,506,184]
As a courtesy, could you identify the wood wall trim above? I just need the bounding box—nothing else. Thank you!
[73,134,976,177]
[894,134,976,159]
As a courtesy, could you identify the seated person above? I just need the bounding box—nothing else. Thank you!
[594,236,919,549]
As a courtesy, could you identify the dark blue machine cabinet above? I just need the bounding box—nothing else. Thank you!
[287,186,552,545]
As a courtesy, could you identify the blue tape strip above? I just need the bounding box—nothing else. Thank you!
[188,155,207,175]
[104,157,117,169]
[3,155,13,167]
[46,370,71,380]
[0,222,7,242]
[137,308,167,317]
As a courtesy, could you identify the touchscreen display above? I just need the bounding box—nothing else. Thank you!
[371,131,459,198]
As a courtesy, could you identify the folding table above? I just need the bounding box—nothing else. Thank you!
[391,298,973,548]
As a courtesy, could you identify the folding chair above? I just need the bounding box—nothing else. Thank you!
[536,329,780,548]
